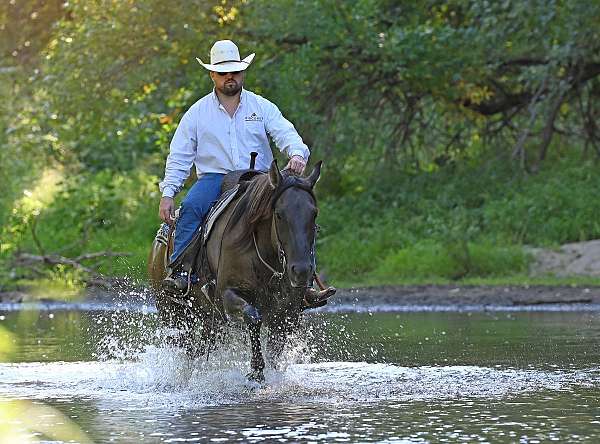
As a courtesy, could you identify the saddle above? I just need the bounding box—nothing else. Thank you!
[155,168,265,276]
[220,168,263,194]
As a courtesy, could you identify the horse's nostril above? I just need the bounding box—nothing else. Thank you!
[290,262,310,279]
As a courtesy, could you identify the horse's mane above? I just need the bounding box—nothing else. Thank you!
[230,170,309,247]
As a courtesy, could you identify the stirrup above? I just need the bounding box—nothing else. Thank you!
[162,270,198,295]
[303,286,336,309]
[162,275,188,294]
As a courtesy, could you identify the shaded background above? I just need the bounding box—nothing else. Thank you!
[2,0,600,292]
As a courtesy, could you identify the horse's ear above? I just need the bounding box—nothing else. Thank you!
[306,161,322,188]
[268,159,282,189]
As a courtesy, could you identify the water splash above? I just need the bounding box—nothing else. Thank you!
[1,356,598,410]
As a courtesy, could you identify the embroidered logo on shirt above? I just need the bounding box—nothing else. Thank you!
[245,112,263,122]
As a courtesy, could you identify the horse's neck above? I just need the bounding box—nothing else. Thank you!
[255,216,278,263]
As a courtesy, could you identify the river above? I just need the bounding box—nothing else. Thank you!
[0,302,599,442]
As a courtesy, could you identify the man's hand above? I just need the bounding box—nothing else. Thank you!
[159,196,176,226]
[285,155,307,175]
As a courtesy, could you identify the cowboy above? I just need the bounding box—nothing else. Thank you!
[158,40,311,292]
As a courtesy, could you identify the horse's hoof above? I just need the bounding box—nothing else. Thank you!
[246,369,265,383]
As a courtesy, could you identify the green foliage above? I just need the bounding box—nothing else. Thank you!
[6,0,597,186]
[43,170,158,274]
[36,0,244,171]
[0,0,65,65]
[483,160,600,245]
[370,241,528,282]
[0,0,65,228]
[317,156,599,284]
[3,0,600,292]
[250,0,600,185]
[1,170,160,287]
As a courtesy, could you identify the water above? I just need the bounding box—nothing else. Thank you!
[0,305,599,442]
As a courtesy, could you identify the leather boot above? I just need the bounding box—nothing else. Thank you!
[303,285,337,309]
[162,268,194,295]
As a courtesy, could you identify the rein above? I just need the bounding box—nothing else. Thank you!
[253,231,284,282]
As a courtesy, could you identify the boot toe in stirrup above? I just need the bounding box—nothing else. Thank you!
[162,275,188,294]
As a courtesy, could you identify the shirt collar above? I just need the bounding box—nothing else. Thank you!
[211,87,245,108]
[211,88,220,107]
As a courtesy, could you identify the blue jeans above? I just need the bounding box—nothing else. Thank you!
[171,173,225,263]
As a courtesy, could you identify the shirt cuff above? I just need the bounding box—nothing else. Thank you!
[161,187,176,198]
[289,149,308,161]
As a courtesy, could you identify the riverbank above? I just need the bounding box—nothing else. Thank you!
[333,284,600,307]
[2,283,600,310]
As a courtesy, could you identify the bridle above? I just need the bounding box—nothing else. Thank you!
[252,179,317,285]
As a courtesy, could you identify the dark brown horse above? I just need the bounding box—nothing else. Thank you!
[148,160,329,382]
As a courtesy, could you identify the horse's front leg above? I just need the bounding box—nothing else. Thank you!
[222,289,265,383]
[247,322,265,383]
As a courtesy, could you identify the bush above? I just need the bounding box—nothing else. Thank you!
[2,153,597,290]
[332,240,528,284]
[315,156,598,284]
[483,161,600,245]
[1,169,162,287]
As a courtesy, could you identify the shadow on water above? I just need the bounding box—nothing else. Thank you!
[0,304,599,442]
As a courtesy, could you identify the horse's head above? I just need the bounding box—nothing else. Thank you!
[268,160,321,288]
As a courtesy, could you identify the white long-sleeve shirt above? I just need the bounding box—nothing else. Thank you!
[159,88,310,198]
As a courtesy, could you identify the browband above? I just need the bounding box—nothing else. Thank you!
[271,179,316,208]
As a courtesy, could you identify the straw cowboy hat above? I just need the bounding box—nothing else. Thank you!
[196,40,255,73]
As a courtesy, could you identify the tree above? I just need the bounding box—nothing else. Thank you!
[244,0,600,178]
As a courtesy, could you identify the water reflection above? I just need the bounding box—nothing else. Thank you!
[36,390,600,443]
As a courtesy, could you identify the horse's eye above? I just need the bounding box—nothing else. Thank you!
[275,212,282,220]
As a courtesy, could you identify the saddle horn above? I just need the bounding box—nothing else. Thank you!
[249,151,258,170]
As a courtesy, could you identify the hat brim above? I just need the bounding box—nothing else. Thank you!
[196,53,255,72]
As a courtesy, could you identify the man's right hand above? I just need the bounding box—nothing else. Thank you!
[159,196,176,226]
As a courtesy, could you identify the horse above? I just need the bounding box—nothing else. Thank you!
[148,160,330,382]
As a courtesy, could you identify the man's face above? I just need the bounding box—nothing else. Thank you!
[211,70,244,96]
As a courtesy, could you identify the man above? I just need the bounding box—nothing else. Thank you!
[158,40,310,292]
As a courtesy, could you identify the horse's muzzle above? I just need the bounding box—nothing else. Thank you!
[288,262,313,288]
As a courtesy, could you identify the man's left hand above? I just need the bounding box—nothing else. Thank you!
[285,155,307,175]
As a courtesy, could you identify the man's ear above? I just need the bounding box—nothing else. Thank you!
[269,160,282,189]
[306,161,322,188]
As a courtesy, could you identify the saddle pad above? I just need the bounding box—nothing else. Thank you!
[202,184,240,244]
[154,222,171,246]
[153,206,181,245]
